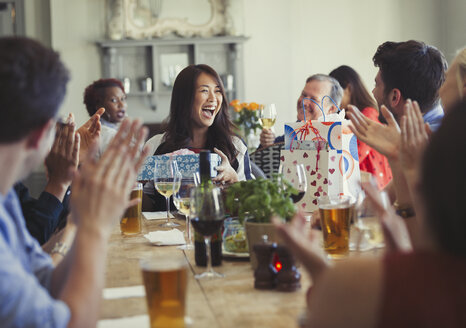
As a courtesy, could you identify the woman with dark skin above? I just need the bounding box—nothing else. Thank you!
[143,64,252,211]
[83,78,127,156]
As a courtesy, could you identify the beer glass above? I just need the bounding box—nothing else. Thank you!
[120,182,143,235]
[141,255,188,328]
[318,195,355,259]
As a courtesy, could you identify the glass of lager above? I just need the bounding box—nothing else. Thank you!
[120,182,143,235]
[318,195,355,259]
[140,255,188,328]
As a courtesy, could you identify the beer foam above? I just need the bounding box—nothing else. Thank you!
[140,256,187,272]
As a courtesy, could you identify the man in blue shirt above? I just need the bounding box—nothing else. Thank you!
[0,37,148,327]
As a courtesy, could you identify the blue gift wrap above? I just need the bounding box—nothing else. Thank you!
[137,153,221,180]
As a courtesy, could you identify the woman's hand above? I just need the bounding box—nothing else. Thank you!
[347,105,401,161]
[273,212,328,283]
[212,147,239,184]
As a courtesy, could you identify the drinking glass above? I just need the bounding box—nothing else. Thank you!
[318,195,355,259]
[154,158,181,228]
[355,191,388,249]
[174,178,196,250]
[279,163,307,203]
[190,186,225,279]
[259,103,277,129]
[120,182,143,235]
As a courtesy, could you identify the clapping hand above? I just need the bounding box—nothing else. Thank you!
[77,107,105,163]
[70,118,149,235]
[44,113,80,201]
[213,147,239,185]
[347,105,401,161]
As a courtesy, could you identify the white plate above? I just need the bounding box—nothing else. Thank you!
[222,246,249,258]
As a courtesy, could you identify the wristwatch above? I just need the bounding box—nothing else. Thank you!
[393,201,416,219]
[51,242,68,257]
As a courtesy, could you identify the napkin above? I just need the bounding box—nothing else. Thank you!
[143,211,174,220]
[144,229,186,245]
[102,285,145,300]
[97,315,149,328]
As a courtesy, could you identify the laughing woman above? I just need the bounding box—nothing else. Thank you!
[143,64,252,211]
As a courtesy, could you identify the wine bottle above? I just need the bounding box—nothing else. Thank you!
[194,150,223,267]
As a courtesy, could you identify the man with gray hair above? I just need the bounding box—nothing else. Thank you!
[260,74,343,147]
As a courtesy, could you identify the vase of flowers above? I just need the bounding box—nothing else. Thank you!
[230,100,262,150]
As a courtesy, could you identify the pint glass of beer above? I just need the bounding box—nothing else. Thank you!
[318,195,355,259]
[120,182,143,235]
[141,255,188,328]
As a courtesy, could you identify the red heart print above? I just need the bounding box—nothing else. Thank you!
[306,165,311,171]
[323,192,327,196]
[291,179,295,184]
[311,180,317,186]
[310,170,316,175]
[287,168,291,174]
[317,173,322,179]
[280,156,285,162]
[316,154,320,161]
[301,203,307,209]
[330,156,336,162]
[292,160,298,165]
[318,186,323,192]
[323,178,328,184]
[303,152,309,158]
[314,191,320,197]
[329,169,335,174]
[312,199,318,205]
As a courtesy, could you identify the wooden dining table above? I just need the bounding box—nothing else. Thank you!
[99,214,382,328]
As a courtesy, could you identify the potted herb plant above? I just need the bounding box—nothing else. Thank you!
[225,175,297,269]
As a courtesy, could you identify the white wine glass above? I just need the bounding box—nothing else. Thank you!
[174,177,196,250]
[279,163,307,203]
[190,186,225,279]
[154,157,181,228]
[259,103,277,129]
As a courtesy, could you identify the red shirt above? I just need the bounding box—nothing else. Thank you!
[358,107,392,189]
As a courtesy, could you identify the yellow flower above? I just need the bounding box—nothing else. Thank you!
[248,102,259,111]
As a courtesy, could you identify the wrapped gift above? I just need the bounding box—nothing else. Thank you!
[281,105,360,212]
[137,153,221,181]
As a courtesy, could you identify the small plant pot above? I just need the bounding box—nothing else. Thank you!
[245,219,282,270]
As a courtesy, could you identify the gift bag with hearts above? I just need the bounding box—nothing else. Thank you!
[281,96,361,212]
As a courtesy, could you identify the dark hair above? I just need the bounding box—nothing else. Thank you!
[0,37,69,143]
[373,40,447,113]
[305,74,343,107]
[158,64,237,162]
[329,65,378,110]
[83,78,125,116]
[421,100,466,257]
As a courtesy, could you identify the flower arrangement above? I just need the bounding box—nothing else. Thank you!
[230,99,262,137]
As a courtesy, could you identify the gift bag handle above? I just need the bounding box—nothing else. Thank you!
[301,96,341,122]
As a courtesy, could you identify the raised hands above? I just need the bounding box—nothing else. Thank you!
[44,113,80,201]
[347,105,401,161]
[213,147,239,185]
[77,107,105,163]
[273,212,328,282]
[70,118,149,235]
[400,100,431,177]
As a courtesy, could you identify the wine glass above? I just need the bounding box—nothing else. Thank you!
[154,157,181,228]
[355,191,388,249]
[174,177,196,250]
[259,103,277,129]
[190,186,225,279]
[279,163,307,203]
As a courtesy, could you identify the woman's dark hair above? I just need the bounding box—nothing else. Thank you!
[421,100,466,257]
[329,65,378,110]
[373,40,447,113]
[0,37,69,143]
[158,64,237,163]
[83,78,125,116]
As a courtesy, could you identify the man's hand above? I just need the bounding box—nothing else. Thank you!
[77,108,105,163]
[347,105,401,161]
[259,128,276,148]
[44,113,80,201]
[400,100,430,178]
[70,118,149,235]
[212,147,239,185]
